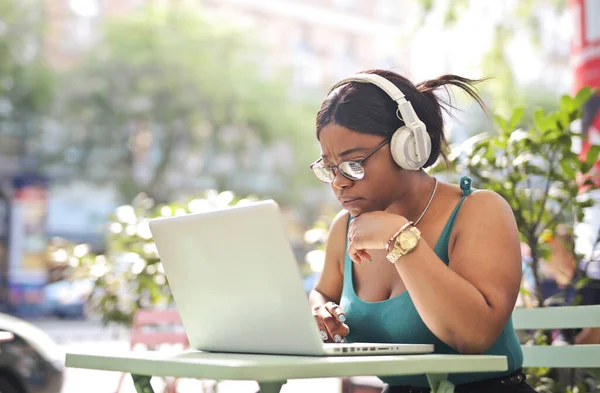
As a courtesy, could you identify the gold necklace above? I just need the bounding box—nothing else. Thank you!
[414,178,438,226]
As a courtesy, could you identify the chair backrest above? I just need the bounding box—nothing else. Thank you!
[130,309,189,349]
[512,305,600,368]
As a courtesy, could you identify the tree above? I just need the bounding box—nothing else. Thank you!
[47,190,261,326]
[0,0,53,307]
[415,1,569,118]
[52,3,318,203]
[0,0,53,170]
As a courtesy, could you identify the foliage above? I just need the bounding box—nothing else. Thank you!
[68,190,261,326]
[52,2,318,203]
[431,86,600,393]
[0,0,54,304]
[433,87,599,303]
[59,188,324,327]
[0,0,54,168]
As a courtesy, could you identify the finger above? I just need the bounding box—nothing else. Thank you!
[348,245,363,264]
[319,305,349,340]
[316,305,345,342]
[357,249,372,263]
[347,240,360,264]
[312,307,331,342]
[324,302,345,323]
[313,315,330,343]
[350,251,362,264]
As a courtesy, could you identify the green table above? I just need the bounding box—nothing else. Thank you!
[66,350,507,393]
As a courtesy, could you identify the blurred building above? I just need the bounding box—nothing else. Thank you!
[37,0,419,213]
[200,0,417,92]
[43,0,149,70]
[42,0,417,88]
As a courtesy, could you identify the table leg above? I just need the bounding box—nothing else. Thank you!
[257,380,286,393]
[426,373,454,393]
[131,374,155,393]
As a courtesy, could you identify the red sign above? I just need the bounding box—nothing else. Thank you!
[571,0,600,92]
[571,0,600,188]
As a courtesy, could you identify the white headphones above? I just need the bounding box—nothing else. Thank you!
[327,73,432,171]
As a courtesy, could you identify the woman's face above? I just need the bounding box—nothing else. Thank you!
[317,123,406,216]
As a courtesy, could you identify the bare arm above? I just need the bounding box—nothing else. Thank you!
[394,190,522,354]
[308,210,349,308]
[575,327,600,344]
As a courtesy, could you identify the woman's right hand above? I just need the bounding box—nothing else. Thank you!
[312,301,350,343]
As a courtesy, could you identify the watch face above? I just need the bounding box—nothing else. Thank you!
[399,229,419,250]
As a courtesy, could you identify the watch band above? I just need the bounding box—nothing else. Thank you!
[385,221,414,253]
[386,225,421,264]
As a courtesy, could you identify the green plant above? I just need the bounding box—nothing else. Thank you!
[70,190,261,327]
[433,87,599,305]
[431,87,600,392]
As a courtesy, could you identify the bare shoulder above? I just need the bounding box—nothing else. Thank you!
[455,189,516,225]
[329,209,351,237]
[449,188,521,267]
[326,210,351,252]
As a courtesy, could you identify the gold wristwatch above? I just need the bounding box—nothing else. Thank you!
[385,222,421,264]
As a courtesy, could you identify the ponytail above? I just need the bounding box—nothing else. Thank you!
[417,75,488,116]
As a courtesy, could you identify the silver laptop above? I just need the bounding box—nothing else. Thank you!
[148,199,433,356]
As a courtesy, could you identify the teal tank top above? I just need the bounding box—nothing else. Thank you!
[339,177,523,387]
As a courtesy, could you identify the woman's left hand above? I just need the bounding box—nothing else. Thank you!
[347,211,408,264]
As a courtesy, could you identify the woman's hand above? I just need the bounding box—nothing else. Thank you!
[312,302,349,343]
[347,211,408,264]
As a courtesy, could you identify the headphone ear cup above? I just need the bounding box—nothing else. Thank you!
[390,127,432,170]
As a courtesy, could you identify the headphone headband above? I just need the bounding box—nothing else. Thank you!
[326,73,431,170]
[328,74,407,105]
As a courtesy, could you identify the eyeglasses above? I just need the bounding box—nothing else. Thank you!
[310,139,390,183]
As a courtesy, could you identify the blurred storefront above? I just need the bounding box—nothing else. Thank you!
[7,173,50,317]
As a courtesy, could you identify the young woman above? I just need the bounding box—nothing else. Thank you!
[308,70,535,392]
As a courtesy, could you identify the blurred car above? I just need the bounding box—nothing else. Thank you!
[41,278,95,319]
[0,312,64,393]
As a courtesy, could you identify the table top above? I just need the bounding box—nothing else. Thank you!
[66,350,508,382]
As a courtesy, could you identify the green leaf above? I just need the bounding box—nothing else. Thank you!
[508,107,524,129]
[574,277,592,290]
[585,145,600,169]
[573,86,594,109]
[494,114,510,133]
[418,0,434,12]
[519,287,532,297]
[558,110,570,131]
[559,94,575,112]
[532,108,545,130]
[559,157,577,179]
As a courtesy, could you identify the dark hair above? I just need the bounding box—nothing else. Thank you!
[315,69,486,168]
